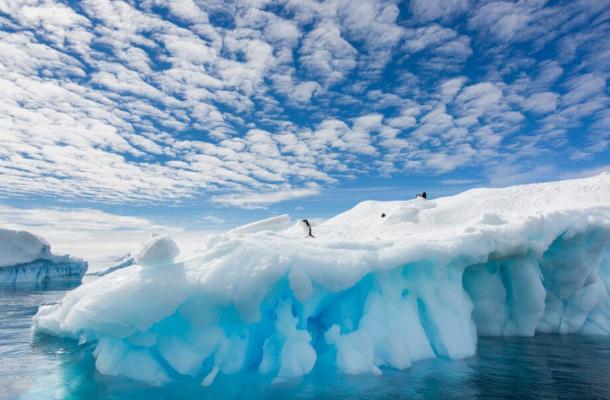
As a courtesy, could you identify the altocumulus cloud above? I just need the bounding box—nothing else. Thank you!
[0,0,608,209]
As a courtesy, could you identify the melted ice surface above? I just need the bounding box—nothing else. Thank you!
[34,174,610,385]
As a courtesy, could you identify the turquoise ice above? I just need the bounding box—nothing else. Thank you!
[34,174,610,385]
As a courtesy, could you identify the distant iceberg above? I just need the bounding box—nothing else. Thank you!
[0,229,87,285]
[89,235,180,277]
[89,254,135,277]
[34,174,610,385]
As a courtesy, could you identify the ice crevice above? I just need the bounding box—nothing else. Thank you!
[33,174,610,385]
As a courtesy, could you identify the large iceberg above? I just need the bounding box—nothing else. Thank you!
[0,229,87,285]
[34,174,610,385]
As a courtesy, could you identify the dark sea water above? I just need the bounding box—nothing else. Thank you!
[2,287,610,400]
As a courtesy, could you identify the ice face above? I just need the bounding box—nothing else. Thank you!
[0,258,88,285]
[0,228,87,285]
[33,174,610,385]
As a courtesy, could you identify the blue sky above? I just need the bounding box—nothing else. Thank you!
[1,0,609,244]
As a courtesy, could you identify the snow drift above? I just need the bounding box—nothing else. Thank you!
[34,174,610,385]
[0,229,87,285]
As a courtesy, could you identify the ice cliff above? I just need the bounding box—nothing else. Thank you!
[0,229,87,285]
[34,174,610,385]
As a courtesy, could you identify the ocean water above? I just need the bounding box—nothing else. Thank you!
[2,287,610,400]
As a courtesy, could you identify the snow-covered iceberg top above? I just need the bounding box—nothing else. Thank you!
[0,229,87,285]
[136,235,180,268]
[34,174,610,385]
[0,229,52,267]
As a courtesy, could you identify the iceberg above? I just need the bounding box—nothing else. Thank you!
[135,234,180,268]
[33,174,610,385]
[0,229,87,285]
[89,235,180,276]
[89,254,136,277]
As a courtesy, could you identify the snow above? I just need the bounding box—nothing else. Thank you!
[0,229,51,267]
[34,174,610,385]
[0,229,87,285]
[227,214,292,235]
[135,235,180,268]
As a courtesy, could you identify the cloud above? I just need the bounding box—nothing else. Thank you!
[402,25,472,71]
[469,1,538,43]
[404,25,463,53]
[441,178,482,186]
[561,164,610,179]
[523,92,559,114]
[299,21,357,85]
[440,77,466,102]
[0,204,169,233]
[410,0,472,22]
[486,163,559,187]
[0,0,608,211]
[426,143,476,172]
[211,187,321,208]
[199,214,226,225]
[561,73,606,106]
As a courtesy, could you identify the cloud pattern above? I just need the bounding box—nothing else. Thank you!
[0,0,609,208]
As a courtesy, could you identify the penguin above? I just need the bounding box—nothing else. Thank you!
[300,219,315,238]
[415,191,427,200]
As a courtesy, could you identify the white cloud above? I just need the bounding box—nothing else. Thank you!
[561,73,606,106]
[300,21,357,85]
[211,186,321,208]
[440,77,466,102]
[404,25,461,53]
[468,1,545,43]
[486,162,560,187]
[0,204,168,233]
[441,178,482,185]
[457,82,503,113]
[292,81,320,103]
[523,92,558,114]
[165,0,209,23]
[402,25,472,71]
[410,0,472,22]
[0,0,607,211]
[199,214,226,225]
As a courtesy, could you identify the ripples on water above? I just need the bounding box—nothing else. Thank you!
[2,287,610,400]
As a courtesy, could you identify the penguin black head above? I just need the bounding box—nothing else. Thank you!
[381,213,386,218]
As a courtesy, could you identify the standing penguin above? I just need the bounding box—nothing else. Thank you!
[300,219,315,238]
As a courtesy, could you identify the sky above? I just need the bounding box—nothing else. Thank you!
[1,0,609,264]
